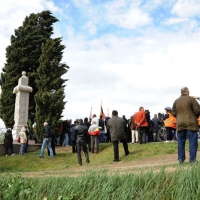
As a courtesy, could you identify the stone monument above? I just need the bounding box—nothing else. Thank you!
[12,71,32,139]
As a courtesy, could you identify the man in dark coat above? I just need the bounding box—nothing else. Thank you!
[83,117,91,152]
[107,110,131,162]
[74,119,90,166]
[172,87,200,163]
[62,119,71,146]
[4,129,15,156]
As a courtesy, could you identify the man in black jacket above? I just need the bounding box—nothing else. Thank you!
[74,119,90,166]
[83,117,91,152]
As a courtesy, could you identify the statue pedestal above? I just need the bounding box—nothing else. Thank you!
[12,72,32,140]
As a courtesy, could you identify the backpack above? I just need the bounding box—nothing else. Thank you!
[50,128,55,138]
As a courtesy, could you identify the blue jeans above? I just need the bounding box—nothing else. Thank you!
[20,144,25,156]
[62,133,69,146]
[178,130,198,162]
[39,138,53,157]
[99,130,105,143]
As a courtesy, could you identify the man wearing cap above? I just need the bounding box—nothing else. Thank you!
[163,107,176,142]
[172,87,200,163]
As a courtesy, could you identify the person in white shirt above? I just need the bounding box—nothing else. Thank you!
[91,114,99,126]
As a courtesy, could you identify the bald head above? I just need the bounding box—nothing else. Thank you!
[181,87,189,95]
[43,122,48,127]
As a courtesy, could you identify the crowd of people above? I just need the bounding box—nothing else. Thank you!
[3,86,200,165]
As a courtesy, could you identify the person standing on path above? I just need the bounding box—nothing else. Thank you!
[172,87,200,163]
[107,110,131,162]
[74,119,90,166]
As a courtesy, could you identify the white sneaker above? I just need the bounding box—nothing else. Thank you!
[11,154,15,156]
[165,140,169,142]
[6,154,8,156]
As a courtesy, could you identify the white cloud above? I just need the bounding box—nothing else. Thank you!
[83,21,97,35]
[105,0,152,29]
[163,17,189,25]
[72,0,90,7]
[61,24,200,122]
[172,0,200,18]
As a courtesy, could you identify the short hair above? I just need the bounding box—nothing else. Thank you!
[181,87,189,94]
[84,117,88,122]
[44,122,48,126]
[93,114,96,117]
[139,107,144,111]
[112,110,118,116]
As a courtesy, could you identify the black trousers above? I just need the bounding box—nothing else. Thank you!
[138,127,147,144]
[76,140,89,165]
[112,139,129,161]
[71,140,77,153]
[48,137,56,156]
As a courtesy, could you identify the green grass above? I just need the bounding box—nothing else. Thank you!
[0,132,5,143]
[0,142,187,173]
[0,142,198,200]
[0,165,200,200]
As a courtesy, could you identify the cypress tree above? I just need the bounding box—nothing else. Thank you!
[0,10,58,128]
[35,38,69,142]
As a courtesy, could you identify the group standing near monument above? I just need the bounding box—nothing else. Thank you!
[2,85,200,166]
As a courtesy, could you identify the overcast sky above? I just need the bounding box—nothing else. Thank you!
[0,0,200,128]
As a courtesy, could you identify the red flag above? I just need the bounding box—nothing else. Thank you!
[100,105,106,120]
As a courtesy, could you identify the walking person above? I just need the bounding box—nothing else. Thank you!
[39,122,53,158]
[19,127,27,156]
[74,119,90,166]
[83,117,91,152]
[172,87,200,163]
[4,128,15,156]
[107,110,131,162]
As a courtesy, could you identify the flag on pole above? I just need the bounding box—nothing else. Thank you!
[100,101,106,120]
[89,107,92,120]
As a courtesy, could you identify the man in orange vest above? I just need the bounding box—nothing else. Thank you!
[163,107,176,142]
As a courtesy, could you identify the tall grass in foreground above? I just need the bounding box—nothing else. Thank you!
[0,164,200,200]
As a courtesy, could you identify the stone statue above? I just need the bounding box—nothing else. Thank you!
[12,71,32,139]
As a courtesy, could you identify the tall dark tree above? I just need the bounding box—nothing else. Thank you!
[35,38,69,142]
[0,10,58,128]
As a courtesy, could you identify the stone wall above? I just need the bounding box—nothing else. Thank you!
[0,140,41,156]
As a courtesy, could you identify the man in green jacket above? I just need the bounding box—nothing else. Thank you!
[172,87,200,163]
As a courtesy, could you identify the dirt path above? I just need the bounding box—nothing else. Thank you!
[19,151,194,178]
